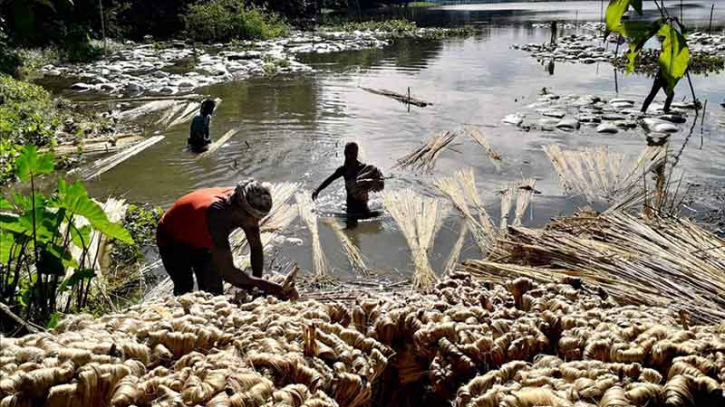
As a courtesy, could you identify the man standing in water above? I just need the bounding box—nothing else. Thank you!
[312,142,384,220]
[188,99,216,152]
[156,179,293,298]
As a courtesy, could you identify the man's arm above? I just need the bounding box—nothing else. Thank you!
[244,224,264,278]
[207,205,284,297]
[313,167,344,200]
[211,248,284,296]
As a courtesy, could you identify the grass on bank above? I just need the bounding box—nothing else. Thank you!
[319,18,475,39]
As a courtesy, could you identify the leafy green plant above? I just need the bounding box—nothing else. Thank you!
[184,0,290,43]
[0,146,133,333]
[605,0,694,111]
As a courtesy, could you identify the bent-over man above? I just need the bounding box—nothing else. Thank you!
[156,179,289,298]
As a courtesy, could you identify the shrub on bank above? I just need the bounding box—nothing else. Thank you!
[184,0,290,43]
[0,75,61,184]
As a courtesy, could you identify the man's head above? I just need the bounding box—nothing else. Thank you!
[201,99,216,116]
[233,179,273,219]
[344,142,359,162]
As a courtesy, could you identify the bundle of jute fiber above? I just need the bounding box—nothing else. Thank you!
[381,189,447,292]
[3,273,725,407]
[1,292,393,407]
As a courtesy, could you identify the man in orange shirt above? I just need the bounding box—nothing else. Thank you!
[156,179,290,298]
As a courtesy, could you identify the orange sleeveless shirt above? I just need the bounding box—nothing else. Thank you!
[157,188,234,248]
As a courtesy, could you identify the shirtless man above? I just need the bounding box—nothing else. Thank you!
[312,142,383,218]
[157,179,292,298]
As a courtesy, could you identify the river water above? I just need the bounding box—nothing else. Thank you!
[81,1,725,282]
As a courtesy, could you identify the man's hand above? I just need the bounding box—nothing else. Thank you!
[312,190,319,201]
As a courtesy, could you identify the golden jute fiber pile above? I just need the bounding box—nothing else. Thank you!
[2,273,724,407]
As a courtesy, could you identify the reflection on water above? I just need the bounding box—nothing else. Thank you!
[84,1,725,281]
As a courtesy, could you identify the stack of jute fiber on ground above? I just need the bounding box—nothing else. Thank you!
[2,274,725,407]
[463,210,725,325]
[0,292,392,407]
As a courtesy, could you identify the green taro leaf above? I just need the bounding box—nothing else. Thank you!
[0,231,16,264]
[658,23,690,94]
[606,0,644,36]
[54,179,134,244]
[14,145,55,182]
[0,197,12,211]
[624,19,665,73]
[70,224,92,250]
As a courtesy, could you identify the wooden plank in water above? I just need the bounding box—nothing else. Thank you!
[76,135,165,180]
[360,86,432,108]
[196,129,239,160]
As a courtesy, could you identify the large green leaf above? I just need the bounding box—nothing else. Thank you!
[70,224,92,250]
[658,23,690,94]
[14,145,55,182]
[605,0,643,36]
[53,179,134,244]
[0,197,12,211]
[623,19,665,73]
[0,231,15,264]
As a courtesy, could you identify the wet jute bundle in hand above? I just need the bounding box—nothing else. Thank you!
[2,273,725,407]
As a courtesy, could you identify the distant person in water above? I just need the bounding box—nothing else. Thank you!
[312,142,384,220]
[156,179,295,299]
[188,99,215,152]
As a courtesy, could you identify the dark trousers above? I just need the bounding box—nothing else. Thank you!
[159,244,223,295]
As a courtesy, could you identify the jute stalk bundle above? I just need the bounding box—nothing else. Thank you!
[381,189,447,292]
[463,127,502,168]
[326,220,370,276]
[116,100,177,121]
[167,102,201,128]
[397,131,458,173]
[512,178,536,227]
[443,221,468,276]
[472,210,725,324]
[155,101,187,127]
[499,183,515,230]
[296,192,328,280]
[75,136,165,181]
[196,129,240,160]
[435,169,496,255]
[543,144,668,211]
